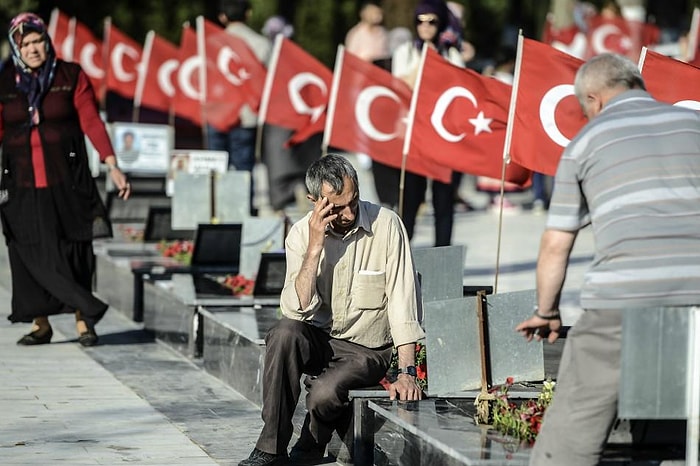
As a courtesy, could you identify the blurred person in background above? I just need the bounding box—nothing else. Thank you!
[209,0,271,215]
[392,0,464,246]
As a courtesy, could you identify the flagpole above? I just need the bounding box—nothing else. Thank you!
[399,43,428,217]
[492,31,525,294]
[196,16,208,150]
[638,46,648,70]
[133,30,153,123]
[47,8,59,42]
[100,17,111,114]
[688,8,700,63]
[322,45,344,158]
[256,34,283,163]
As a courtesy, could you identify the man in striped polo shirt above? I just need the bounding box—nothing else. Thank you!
[516,53,700,466]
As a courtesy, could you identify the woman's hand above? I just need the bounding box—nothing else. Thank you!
[108,165,130,200]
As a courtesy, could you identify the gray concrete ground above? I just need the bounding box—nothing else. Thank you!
[1,158,595,465]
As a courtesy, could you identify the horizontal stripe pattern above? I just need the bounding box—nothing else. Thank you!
[547,90,700,309]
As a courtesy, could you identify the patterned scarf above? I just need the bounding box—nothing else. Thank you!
[8,12,57,126]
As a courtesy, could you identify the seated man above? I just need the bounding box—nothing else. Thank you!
[240,154,424,466]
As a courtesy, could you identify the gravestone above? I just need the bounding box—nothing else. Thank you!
[172,171,250,230]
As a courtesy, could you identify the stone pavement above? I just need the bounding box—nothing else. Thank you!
[0,160,596,465]
[0,280,264,465]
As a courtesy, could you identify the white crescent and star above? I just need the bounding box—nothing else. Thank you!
[355,85,400,142]
[431,86,492,142]
[217,47,251,86]
[540,84,575,147]
[288,72,328,123]
[591,24,632,55]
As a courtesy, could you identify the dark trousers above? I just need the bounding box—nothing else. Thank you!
[401,172,455,247]
[256,318,392,455]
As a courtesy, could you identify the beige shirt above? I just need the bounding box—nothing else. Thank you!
[280,200,425,348]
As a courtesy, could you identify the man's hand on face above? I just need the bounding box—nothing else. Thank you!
[307,195,337,249]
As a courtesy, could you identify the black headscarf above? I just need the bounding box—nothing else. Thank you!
[8,12,57,126]
[414,0,450,53]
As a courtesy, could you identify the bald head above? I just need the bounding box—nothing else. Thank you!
[574,53,646,119]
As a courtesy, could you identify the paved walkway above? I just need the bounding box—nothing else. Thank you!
[0,280,263,465]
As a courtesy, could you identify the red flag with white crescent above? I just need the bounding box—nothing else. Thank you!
[259,36,332,146]
[509,38,587,176]
[409,47,531,185]
[172,25,203,126]
[135,31,179,114]
[640,48,700,111]
[326,47,451,183]
[200,17,267,131]
[72,19,105,101]
[104,19,143,100]
[585,15,658,62]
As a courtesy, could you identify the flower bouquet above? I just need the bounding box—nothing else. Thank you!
[156,240,194,264]
[490,377,555,444]
[220,274,255,296]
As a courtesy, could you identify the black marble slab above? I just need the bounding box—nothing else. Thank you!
[140,275,264,359]
[367,399,531,465]
[200,306,281,406]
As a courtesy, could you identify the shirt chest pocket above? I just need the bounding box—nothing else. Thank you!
[351,271,386,310]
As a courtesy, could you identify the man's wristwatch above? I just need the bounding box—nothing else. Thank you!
[398,366,417,377]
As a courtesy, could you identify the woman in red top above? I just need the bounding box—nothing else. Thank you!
[0,13,130,346]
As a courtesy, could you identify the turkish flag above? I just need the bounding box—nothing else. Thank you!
[326,47,451,183]
[585,15,658,61]
[409,47,530,185]
[509,38,587,176]
[541,17,587,59]
[172,25,203,126]
[640,48,700,111]
[259,36,332,146]
[586,15,635,58]
[72,19,105,101]
[134,31,179,113]
[200,17,267,131]
[104,19,143,100]
[47,8,73,61]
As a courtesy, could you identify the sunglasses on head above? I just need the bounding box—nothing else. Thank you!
[416,15,439,26]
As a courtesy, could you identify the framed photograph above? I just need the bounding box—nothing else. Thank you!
[110,122,174,174]
[166,150,229,196]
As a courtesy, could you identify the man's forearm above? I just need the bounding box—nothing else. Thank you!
[536,230,576,313]
[294,248,322,310]
[396,342,416,369]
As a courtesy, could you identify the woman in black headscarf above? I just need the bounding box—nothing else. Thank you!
[0,12,131,346]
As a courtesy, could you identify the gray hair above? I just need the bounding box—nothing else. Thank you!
[305,154,359,199]
[574,53,645,105]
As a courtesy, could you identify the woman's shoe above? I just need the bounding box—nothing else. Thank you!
[78,329,99,347]
[17,328,53,345]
